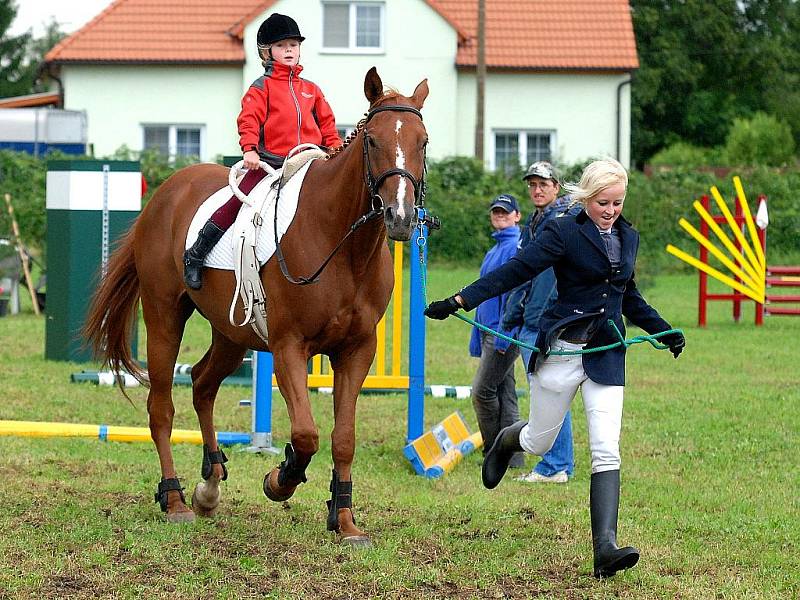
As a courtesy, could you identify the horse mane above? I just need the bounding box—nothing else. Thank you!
[326,89,406,161]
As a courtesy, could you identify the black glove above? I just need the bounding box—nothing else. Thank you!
[660,331,685,358]
[424,296,461,320]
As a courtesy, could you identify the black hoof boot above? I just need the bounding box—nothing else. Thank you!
[481,420,526,489]
[183,220,226,290]
[591,469,640,578]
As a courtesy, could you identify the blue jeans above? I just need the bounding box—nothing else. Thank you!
[518,327,575,477]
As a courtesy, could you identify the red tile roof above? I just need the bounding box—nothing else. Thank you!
[437,0,638,70]
[45,0,637,70]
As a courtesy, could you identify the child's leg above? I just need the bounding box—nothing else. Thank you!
[210,169,269,229]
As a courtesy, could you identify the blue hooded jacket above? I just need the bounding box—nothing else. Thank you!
[469,225,520,357]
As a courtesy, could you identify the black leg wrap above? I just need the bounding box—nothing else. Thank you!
[201,444,228,481]
[276,443,308,488]
[154,477,185,513]
[326,469,353,532]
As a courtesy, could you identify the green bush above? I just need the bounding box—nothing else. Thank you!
[649,142,725,169]
[424,156,528,265]
[723,112,796,167]
[0,150,47,259]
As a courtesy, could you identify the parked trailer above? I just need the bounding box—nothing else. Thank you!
[0,108,87,156]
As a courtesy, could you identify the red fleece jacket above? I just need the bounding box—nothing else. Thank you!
[237,61,342,160]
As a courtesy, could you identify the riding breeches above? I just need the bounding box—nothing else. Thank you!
[210,168,268,229]
[519,340,623,474]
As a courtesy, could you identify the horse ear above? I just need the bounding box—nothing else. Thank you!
[364,67,383,104]
[410,79,429,109]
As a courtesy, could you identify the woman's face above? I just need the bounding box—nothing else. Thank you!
[585,182,626,229]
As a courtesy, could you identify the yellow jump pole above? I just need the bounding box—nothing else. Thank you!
[733,176,766,270]
[709,186,763,277]
[0,420,250,445]
[666,245,765,303]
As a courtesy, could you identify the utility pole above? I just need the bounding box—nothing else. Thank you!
[474,0,486,161]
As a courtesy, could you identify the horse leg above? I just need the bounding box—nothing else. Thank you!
[188,328,247,517]
[326,335,377,546]
[263,345,319,502]
[142,293,196,523]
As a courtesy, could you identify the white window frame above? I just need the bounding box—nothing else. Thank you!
[320,1,385,54]
[489,129,556,171]
[141,123,206,161]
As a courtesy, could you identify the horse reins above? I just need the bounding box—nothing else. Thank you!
[274,104,427,286]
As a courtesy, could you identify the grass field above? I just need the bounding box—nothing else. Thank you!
[0,268,798,599]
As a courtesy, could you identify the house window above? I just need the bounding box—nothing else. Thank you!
[322,2,384,52]
[492,130,554,172]
[142,124,204,159]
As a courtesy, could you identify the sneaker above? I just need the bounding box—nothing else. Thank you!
[515,470,568,484]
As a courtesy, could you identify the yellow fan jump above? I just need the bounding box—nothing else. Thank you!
[666,176,766,304]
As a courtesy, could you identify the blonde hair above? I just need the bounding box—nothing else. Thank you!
[563,158,628,204]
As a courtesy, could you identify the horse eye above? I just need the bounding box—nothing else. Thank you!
[368,137,377,148]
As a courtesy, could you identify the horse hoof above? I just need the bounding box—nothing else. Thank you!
[191,486,219,518]
[341,535,372,549]
[165,510,196,524]
[263,470,295,502]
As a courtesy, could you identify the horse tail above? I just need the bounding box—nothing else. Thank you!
[83,226,148,394]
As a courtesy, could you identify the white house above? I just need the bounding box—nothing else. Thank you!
[44,0,638,169]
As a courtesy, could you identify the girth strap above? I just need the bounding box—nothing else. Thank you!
[201,444,228,481]
[154,477,185,513]
[326,469,354,532]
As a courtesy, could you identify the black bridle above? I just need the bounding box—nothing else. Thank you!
[362,104,427,211]
[275,104,428,285]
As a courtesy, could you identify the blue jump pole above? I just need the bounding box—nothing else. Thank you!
[407,215,428,443]
[247,351,279,453]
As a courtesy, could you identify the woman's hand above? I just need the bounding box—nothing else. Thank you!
[660,331,686,358]
[424,295,463,320]
[243,150,261,170]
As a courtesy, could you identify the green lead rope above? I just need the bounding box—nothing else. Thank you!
[416,225,683,357]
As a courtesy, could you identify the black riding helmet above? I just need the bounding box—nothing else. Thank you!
[257,13,305,49]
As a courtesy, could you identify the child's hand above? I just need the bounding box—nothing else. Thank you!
[243,150,261,170]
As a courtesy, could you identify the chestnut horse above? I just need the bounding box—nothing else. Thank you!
[84,68,429,544]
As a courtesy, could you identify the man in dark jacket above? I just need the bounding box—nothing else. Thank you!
[503,162,579,483]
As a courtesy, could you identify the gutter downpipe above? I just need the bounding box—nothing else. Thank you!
[616,74,633,165]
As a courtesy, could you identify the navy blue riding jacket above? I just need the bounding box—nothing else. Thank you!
[458,209,672,386]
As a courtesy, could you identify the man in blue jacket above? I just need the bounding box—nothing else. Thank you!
[503,162,580,483]
[470,194,524,467]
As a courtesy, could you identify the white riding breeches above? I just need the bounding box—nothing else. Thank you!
[519,340,624,473]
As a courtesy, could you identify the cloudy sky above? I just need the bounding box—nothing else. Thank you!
[9,0,115,37]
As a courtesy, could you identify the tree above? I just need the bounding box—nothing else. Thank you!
[629,0,800,165]
[0,0,34,98]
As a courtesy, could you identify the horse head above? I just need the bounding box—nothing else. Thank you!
[363,67,429,241]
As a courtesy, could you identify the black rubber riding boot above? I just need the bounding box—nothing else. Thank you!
[183,220,226,289]
[481,420,525,489]
[591,469,640,578]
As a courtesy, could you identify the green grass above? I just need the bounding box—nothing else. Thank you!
[0,269,798,599]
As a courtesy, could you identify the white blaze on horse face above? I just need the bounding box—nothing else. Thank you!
[395,119,407,219]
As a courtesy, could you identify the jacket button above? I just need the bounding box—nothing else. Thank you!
[600,308,605,313]
[602,293,608,298]
[604,279,609,284]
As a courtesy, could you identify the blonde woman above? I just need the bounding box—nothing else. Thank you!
[425,158,685,578]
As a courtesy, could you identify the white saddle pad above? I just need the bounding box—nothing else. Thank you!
[185,160,315,270]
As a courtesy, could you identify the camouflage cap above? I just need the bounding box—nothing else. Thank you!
[522,161,560,183]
